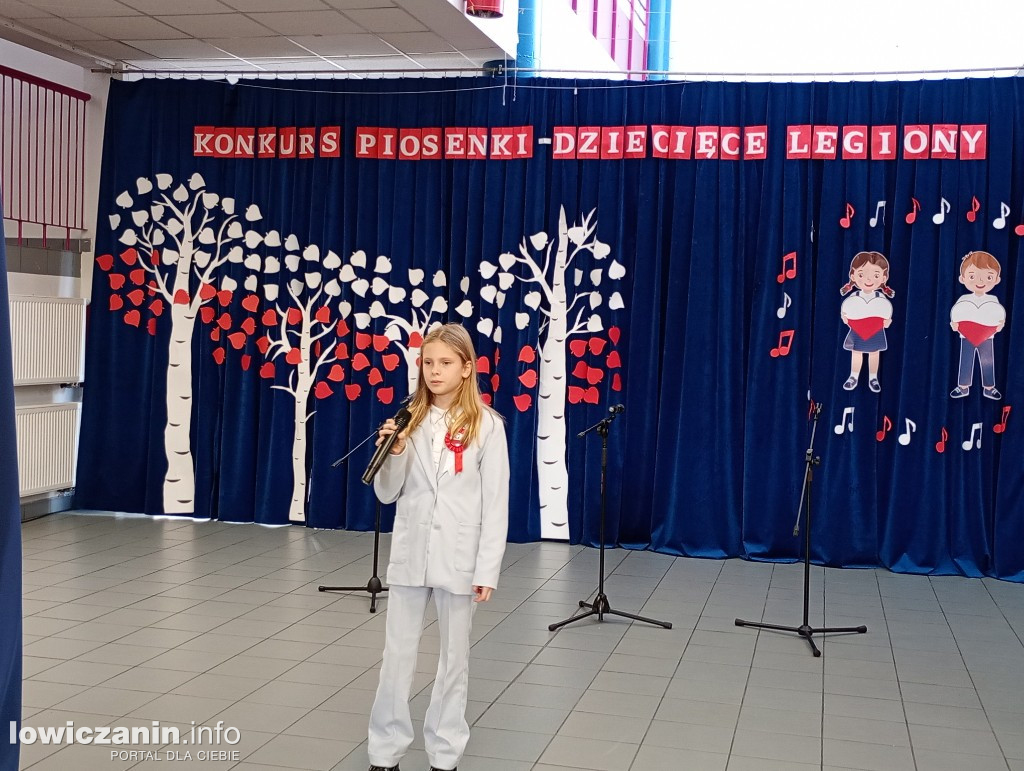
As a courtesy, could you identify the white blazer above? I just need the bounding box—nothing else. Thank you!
[375,408,509,596]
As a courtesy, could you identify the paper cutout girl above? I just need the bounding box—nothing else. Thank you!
[950,250,1005,400]
[840,251,894,393]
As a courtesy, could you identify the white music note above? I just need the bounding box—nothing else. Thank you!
[993,202,1011,230]
[869,200,886,227]
[898,418,917,446]
[932,197,951,225]
[961,421,983,451]
[834,406,855,435]
[776,292,792,319]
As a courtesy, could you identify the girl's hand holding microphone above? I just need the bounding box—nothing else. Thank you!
[377,419,408,455]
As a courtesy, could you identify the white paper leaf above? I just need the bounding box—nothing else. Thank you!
[339,264,356,283]
[284,233,299,251]
[151,230,165,246]
[355,312,371,329]
[285,254,300,272]
[352,278,370,297]
[432,270,446,287]
[411,288,429,307]
[480,261,498,280]
[374,255,392,273]
[589,292,602,309]
[264,256,280,274]
[263,230,281,247]
[244,274,258,291]
[165,219,183,236]
[198,227,216,245]
[498,272,515,291]
[305,273,321,289]
[172,184,188,202]
[131,209,149,227]
[371,277,389,295]
[108,214,121,229]
[431,296,448,313]
[244,253,261,270]
[323,250,341,270]
[303,244,320,262]
[476,318,494,336]
[289,278,304,297]
[369,301,385,318]
[587,315,604,332]
[226,246,243,263]
[567,226,585,245]
[202,192,219,209]
[245,230,264,249]
[591,269,602,286]
[221,197,235,215]
[608,292,624,310]
[408,268,424,286]
[498,252,516,271]
[221,276,237,292]
[244,204,262,222]
[150,204,164,222]
[496,292,506,309]
[574,269,583,286]
[324,278,341,297]
[455,299,473,317]
[530,232,548,250]
[119,229,137,246]
[480,285,498,304]
[388,286,407,303]
[385,325,401,342]
[524,291,542,310]
[155,173,173,190]
[593,241,610,259]
[460,276,470,293]
[194,250,210,269]
[494,327,502,343]
[608,260,626,280]
[351,250,367,268]
[226,221,243,239]
[188,172,205,190]
[338,301,351,318]
[264,284,279,302]
[115,190,133,208]
[161,248,178,265]
[136,177,153,195]
[515,312,530,329]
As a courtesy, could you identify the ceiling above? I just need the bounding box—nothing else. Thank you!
[0,0,516,74]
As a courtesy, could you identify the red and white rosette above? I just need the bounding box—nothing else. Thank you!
[841,293,893,340]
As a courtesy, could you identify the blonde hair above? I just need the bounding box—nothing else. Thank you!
[405,323,490,447]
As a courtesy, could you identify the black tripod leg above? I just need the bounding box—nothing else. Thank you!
[548,608,599,632]
[604,608,673,629]
[812,625,868,634]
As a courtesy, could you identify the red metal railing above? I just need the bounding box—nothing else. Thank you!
[0,64,90,245]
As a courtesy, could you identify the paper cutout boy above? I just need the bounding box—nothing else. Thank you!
[950,250,1005,400]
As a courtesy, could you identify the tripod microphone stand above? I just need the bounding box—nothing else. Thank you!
[319,428,388,612]
[735,402,867,656]
[549,406,672,632]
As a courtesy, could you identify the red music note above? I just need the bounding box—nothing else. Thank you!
[966,196,981,223]
[905,198,921,224]
[840,203,855,229]
[776,251,797,284]
[1015,224,1024,236]
[875,415,892,442]
[993,405,1012,434]
[770,329,794,358]
[935,427,949,453]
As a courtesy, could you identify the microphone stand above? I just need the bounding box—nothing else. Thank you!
[735,402,867,656]
[318,427,388,612]
[549,408,672,632]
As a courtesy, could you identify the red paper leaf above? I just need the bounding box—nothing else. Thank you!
[584,386,599,404]
[608,326,621,345]
[373,334,390,352]
[285,348,302,365]
[481,393,492,406]
[377,387,394,405]
[314,382,334,399]
[477,355,490,374]
[109,294,124,311]
[345,383,361,400]
[315,306,331,324]
[513,393,532,412]
[382,353,400,371]
[352,352,370,371]
[569,339,587,357]
[518,344,535,363]
[124,310,141,327]
[519,369,538,388]
[109,274,125,290]
[217,312,232,330]
[241,317,256,335]
[494,348,500,365]
[217,290,233,307]
[336,319,350,337]
[210,328,220,342]
[199,283,217,301]
[212,347,225,365]
[149,298,164,317]
[367,367,383,386]
[356,332,372,349]
[612,373,622,391]
[119,247,138,266]
[335,342,349,360]
[256,336,270,354]
[586,368,604,385]
[572,361,589,379]
[588,337,607,355]
[606,350,621,369]
[129,268,145,285]
[262,308,278,326]
[241,294,259,312]
[200,306,215,324]
[150,250,160,266]
[260,362,275,379]
[147,318,156,336]
[173,289,190,305]
[96,254,114,271]
[241,354,251,371]
[314,340,322,358]
[287,307,302,325]
[568,386,586,404]
[228,332,247,350]
[408,331,423,348]
[327,364,345,382]
[127,289,145,306]
[491,374,500,391]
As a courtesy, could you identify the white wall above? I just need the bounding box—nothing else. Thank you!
[670,0,1024,79]
[537,1,620,76]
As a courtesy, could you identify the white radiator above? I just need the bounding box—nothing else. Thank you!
[10,295,86,386]
[15,403,81,497]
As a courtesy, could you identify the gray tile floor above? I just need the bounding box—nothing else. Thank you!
[16,511,1024,771]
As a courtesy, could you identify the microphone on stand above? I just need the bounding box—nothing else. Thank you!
[362,407,412,485]
[608,404,625,414]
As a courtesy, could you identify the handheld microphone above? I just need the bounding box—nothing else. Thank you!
[362,407,412,485]
[608,404,625,414]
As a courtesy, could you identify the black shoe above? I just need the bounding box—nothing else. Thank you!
[429,767,456,771]
[868,377,881,393]
[369,765,398,771]
[842,375,858,391]
[950,386,970,399]
[984,386,1002,400]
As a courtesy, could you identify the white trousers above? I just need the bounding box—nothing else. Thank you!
[368,585,476,770]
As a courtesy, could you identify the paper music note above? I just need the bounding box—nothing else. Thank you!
[770,329,794,357]
[1015,224,1024,237]
[993,202,1010,230]
[776,251,797,284]
[932,197,951,225]
[834,406,855,435]
[898,418,917,446]
[962,421,983,451]
[966,196,981,223]
[840,203,855,229]
[776,292,792,319]
[875,415,892,442]
[993,405,1012,434]
[935,427,949,453]
[869,200,886,227]
[905,198,921,224]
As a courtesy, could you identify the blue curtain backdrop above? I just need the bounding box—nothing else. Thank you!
[77,77,1024,580]
[0,210,23,771]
